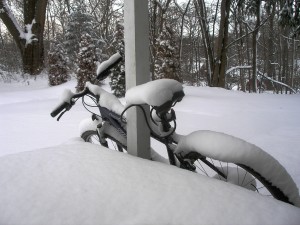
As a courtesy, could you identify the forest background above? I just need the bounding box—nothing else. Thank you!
[0,0,300,96]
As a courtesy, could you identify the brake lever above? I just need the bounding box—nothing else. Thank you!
[57,109,68,121]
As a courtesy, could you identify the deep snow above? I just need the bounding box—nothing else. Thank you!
[0,140,300,225]
[0,76,300,224]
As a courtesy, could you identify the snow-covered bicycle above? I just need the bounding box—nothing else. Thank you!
[51,53,300,207]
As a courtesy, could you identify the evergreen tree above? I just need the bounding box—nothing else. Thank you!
[154,25,181,82]
[109,22,126,97]
[64,1,98,67]
[48,41,70,86]
[76,33,98,92]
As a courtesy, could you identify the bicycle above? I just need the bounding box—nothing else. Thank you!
[51,53,300,207]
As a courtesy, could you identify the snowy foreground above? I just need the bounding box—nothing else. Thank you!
[1,139,300,225]
[1,77,300,224]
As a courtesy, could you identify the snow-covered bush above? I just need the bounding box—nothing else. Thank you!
[48,41,70,86]
[76,33,98,92]
[154,25,181,82]
[110,66,125,97]
[64,2,98,67]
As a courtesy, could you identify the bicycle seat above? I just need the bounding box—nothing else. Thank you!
[125,79,184,114]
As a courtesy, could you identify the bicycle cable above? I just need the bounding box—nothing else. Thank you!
[150,107,158,126]
[82,95,102,118]
[120,104,176,139]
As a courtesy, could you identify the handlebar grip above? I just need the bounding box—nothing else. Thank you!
[50,102,71,117]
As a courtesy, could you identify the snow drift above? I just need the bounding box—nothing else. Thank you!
[0,139,299,225]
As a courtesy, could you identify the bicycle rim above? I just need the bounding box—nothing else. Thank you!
[190,156,292,204]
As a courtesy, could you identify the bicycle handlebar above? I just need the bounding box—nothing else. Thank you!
[96,52,122,80]
[50,88,93,118]
[50,101,71,117]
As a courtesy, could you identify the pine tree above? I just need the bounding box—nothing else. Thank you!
[64,2,98,67]
[154,25,181,82]
[76,33,98,92]
[109,22,126,97]
[48,41,70,86]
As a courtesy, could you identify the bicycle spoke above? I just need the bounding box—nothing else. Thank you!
[241,170,248,187]
[237,166,240,185]
[243,177,257,188]
[218,161,225,176]
[210,159,223,180]
[195,160,209,176]
[110,140,118,150]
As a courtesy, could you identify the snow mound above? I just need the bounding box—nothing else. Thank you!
[0,141,299,225]
[175,130,300,207]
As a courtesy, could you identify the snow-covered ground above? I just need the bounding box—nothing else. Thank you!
[0,76,300,224]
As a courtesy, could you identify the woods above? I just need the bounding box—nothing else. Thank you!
[1,0,300,93]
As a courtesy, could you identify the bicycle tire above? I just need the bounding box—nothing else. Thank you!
[81,130,125,152]
[176,130,300,207]
[185,154,294,204]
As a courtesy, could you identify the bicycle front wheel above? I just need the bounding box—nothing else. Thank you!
[81,130,125,152]
[176,130,300,207]
[184,153,292,204]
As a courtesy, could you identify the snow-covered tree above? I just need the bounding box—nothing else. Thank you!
[154,25,181,82]
[109,22,125,97]
[48,41,70,86]
[64,1,98,66]
[76,33,98,92]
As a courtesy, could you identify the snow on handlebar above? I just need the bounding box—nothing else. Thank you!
[51,82,125,119]
[85,82,125,115]
[96,52,122,80]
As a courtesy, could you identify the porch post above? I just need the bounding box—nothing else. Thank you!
[124,0,151,159]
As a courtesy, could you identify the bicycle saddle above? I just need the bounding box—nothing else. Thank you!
[125,79,185,114]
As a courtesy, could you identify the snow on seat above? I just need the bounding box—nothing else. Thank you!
[125,79,184,112]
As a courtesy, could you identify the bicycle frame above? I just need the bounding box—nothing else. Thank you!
[51,85,224,172]
[91,97,179,166]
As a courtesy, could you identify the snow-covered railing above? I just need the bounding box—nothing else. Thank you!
[226,66,252,75]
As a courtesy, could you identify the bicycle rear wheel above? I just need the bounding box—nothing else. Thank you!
[81,130,125,152]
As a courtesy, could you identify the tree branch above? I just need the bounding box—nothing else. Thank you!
[0,0,23,51]
[226,15,270,49]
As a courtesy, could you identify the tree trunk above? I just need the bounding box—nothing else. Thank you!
[237,6,246,92]
[0,0,47,75]
[211,0,230,88]
[194,0,214,86]
[251,0,261,93]
[266,2,276,86]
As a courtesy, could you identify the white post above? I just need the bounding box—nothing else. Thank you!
[124,0,151,159]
